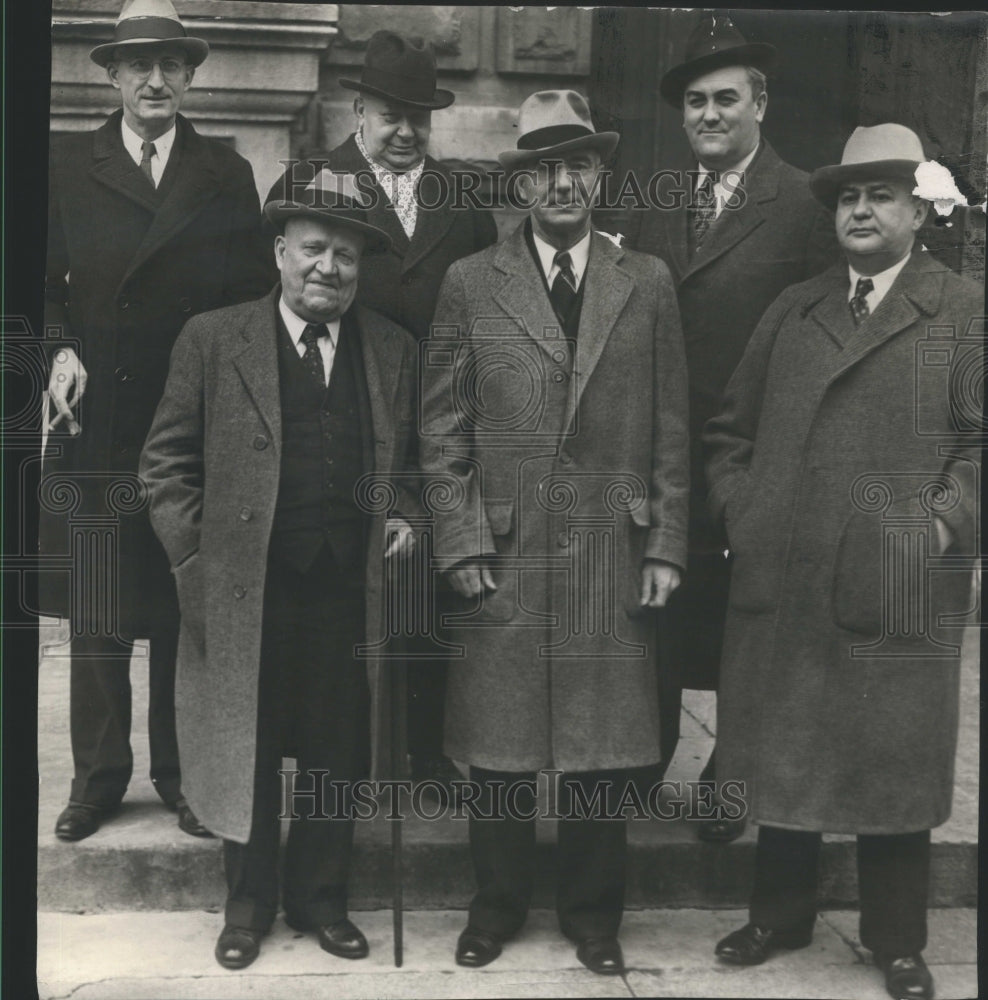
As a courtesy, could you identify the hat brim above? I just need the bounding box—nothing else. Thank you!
[498,131,620,171]
[90,36,209,68]
[659,42,777,107]
[809,159,922,210]
[263,202,393,255]
[339,78,455,111]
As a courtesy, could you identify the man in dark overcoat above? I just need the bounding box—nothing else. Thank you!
[705,124,981,1000]
[140,172,420,969]
[42,0,270,842]
[626,17,837,840]
[420,91,690,975]
[267,29,498,794]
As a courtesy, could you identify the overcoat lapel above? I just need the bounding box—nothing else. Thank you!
[232,291,283,449]
[89,111,160,215]
[491,226,566,359]
[123,115,224,285]
[565,234,633,427]
[681,142,783,282]
[405,158,456,272]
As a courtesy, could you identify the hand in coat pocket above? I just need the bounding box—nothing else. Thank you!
[173,550,205,644]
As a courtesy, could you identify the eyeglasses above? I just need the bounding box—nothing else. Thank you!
[120,57,188,78]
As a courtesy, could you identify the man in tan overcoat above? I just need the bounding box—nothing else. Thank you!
[420,90,690,975]
[705,124,981,1000]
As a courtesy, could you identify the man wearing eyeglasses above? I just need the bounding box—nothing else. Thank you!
[42,0,270,843]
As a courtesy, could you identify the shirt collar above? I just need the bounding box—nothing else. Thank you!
[355,128,426,184]
[120,117,177,166]
[847,253,912,305]
[697,141,760,188]
[531,226,592,286]
[279,296,340,348]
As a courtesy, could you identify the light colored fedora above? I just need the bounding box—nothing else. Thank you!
[90,0,209,68]
[810,124,925,209]
[264,171,392,254]
[498,90,619,170]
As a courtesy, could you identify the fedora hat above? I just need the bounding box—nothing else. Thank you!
[90,0,209,68]
[660,16,776,108]
[339,30,454,111]
[498,90,619,170]
[809,124,926,209]
[264,170,392,254]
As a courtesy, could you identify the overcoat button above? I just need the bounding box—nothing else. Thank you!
[239,506,252,521]
[552,350,566,363]
[252,435,268,450]
[559,452,573,465]
[179,297,192,313]
[552,371,566,383]
[118,297,129,310]
[233,585,246,599]
[557,531,570,548]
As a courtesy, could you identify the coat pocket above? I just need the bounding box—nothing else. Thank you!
[831,510,883,636]
[173,550,206,639]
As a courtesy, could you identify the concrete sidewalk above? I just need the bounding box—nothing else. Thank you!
[37,907,978,999]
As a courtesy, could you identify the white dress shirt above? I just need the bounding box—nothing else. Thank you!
[697,143,760,220]
[847,254,911,312]
[532,227,592,289]
[120,118,176,188]
[279,298,341,386]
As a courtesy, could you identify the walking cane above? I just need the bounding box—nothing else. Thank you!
[390,654,405,967]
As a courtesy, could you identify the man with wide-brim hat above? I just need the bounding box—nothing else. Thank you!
[142,169,420,970]
[419,88,689,975]
[627,14,837,846]
[267,29,497,803]
[704,123,980,1000]
[42,0,270,845]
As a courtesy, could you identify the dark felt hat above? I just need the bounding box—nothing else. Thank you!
[339,30,454,110]
[660,15,776,108]
[264,171,392,254]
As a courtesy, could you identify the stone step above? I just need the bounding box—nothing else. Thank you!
[38,624,979,913]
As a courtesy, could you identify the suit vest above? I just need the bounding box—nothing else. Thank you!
[269,311,371,580]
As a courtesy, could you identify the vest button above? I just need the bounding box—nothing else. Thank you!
[239,506,252,521]
[233,585,246,599]
[118,297,129,310]
[179,296,192,314]
[552,371,566,383]
[559,452,573,466]
[252,435,268,450]
[557,531,570,548]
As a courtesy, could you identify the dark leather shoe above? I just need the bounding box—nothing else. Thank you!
[698,815,748,843]
[176,799,214,838]
[715,922,814,965]
[215,925,265,969]
[576,937,625,975]
[285,915,369,960]
[55,802,105,842]
[455,926,502,968]
[875,952,934,1000]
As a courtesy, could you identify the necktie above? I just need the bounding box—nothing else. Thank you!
[849,277,875,325]
[300,323,328,389]
[140,141,157,187]
[691,171,718,248]
[550,250,578,324]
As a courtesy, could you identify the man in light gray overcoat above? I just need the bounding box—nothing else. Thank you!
[705,124,981,1000]
[420,90,690,975]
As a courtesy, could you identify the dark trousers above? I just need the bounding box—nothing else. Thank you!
[223,550,370,932]
[656,551,732,776]
[750,824,931,956]
[467,766,628,942]
[69,618,182,808]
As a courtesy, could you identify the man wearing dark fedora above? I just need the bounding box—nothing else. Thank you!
[627,14,837,841]
[704,123,981,1000]
[267,28,497,800]
[43,0,270,843]
[141,171,420,969]
[420,89,689,975]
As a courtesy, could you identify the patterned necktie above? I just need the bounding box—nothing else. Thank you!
[849,277,875,326]
[140,141,157,187]
[550,250,578,324]
[300,323,328,389]
[692,171,718,248]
